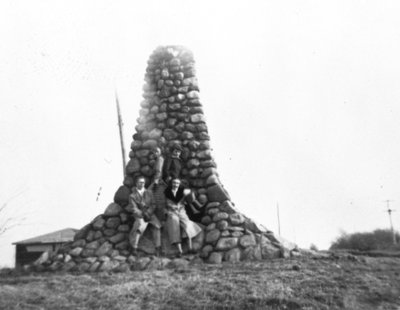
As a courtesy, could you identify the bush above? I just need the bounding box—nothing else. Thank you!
[330,229,400,252]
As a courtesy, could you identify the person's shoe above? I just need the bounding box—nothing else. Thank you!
[176,251,183,258]
[132,248,138,256]
[155,247,161,257]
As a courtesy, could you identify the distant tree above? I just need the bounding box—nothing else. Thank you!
[309,243,319,251]
[330,229,400,251]
[0,189,28,237]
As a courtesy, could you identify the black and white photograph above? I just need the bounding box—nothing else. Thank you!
[1,1,400,309]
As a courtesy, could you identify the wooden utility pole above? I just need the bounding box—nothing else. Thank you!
[277,202,281,236]
[115,91,126,178]
[384,200,397,245]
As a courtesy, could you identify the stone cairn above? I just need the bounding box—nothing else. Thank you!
[37,46,298,272]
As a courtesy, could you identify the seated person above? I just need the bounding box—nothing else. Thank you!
[164,178,202,257]
[127,176,162,256]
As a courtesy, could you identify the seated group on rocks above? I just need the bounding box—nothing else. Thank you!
[127,144,205,258]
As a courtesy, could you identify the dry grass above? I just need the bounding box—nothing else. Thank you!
[1,255,400,309]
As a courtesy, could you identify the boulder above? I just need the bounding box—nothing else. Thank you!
[205,229,220,244]
[114,186,131,206]
[207,184,230,203]
[104,203,123,217]
[208,252,223,264]
[240,234,256,247]
[95,242,113,257]
[224,248,241,263]
[215,238,238,251]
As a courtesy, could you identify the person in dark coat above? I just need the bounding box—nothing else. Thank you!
[162,144,183,184]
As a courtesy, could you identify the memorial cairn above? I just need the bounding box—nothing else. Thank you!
[36,46,298,272]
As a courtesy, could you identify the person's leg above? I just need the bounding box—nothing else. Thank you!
[178,209,201,253]
[129,218,147,255]
[152,226,161,256]
[166,212,181,244]
[175,242,183,257]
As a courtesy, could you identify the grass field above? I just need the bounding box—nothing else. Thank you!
[1,254,400,309]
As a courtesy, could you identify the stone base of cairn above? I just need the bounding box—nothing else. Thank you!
[33,46,298,272]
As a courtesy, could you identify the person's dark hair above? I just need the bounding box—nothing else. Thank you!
[170,144,182,152]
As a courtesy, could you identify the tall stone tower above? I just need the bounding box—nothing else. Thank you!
[41,46,297,272]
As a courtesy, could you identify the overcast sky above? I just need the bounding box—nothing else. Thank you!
[1,1,400,267]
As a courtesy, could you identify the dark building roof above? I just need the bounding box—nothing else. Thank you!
[13,228,78,245]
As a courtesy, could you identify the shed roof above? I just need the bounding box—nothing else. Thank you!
[13,228,78,245]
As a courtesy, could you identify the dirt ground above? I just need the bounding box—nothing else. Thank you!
[1,254,400,309]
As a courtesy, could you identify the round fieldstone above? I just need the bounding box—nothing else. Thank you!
[114,186,131,206]
[123,176,134,188]
[242,247,262,261]
[200,160,216,168]
[220,201,237,214]
[229,213,245,225]
[206,222,216,231]
[69,247,83,257]
[174,72,184,80]
[240,234,257,247]
[142,139,158,149]
[92,218,106,230]
[217,220,229,230]
[126,158,140,174]
[89,261,101,272]
[206,175,219,186]
[148,128,162,139]
[164,129,179,140]
[108,233,126,244]
[224,248,241,263]
[140,165,153,177]
[72,239,86,248]
[207,184,230,203]
[207,202,220,208]
[200,245,214,258]
[201,167,217,178]
[215,237,238,251]
[181,131,194,140]
[188,169,199,178]
[130,140,142,150]
[86,230,96,242]
[118,225,130,232]
[205,229,221,244]
[86,241,100,252]
[187,159,200,168]
[95,241,113,257]
[176,94,185,101]
[187,90,200,99]
[201,215,212,225]
[135,149,150,157]
[115,240,129,251]
[156,112,168,121]
[221,230,230,237]
[212,212,229,222]
[208,252,223,264]
[94,231,103,240]
[190,113,205,123]
[120,213,129,223]
[232,231,244,238]
[106,217,121,229]
[103,229,117,237]
[197,150,211,159]
[207,207,219,216]
[73,224,91,241]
